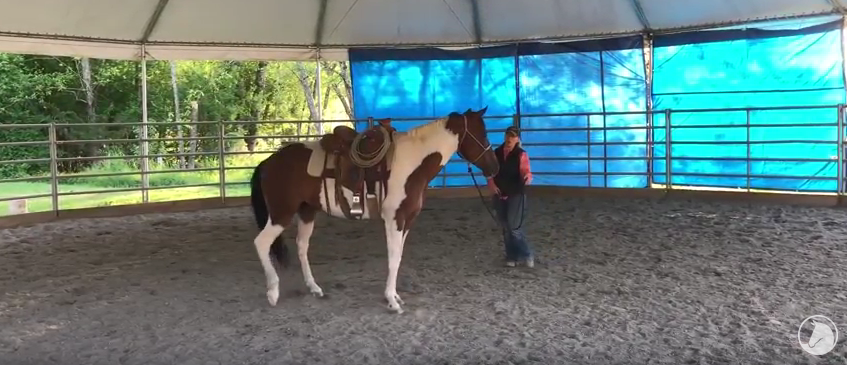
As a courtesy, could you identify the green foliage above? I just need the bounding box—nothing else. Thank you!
[0,54,351,184]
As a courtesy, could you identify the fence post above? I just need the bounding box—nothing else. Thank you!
[838,104,844,200]
[746,109,752,192]
[48,123,59,215]
[664,109,672,192]
[586,114,592,188]
[140,46,150,204]
[218,120,227,203]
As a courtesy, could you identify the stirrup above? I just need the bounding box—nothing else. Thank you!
[350,193,364,217]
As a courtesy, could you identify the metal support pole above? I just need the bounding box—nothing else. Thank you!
[514,44,521,128]
[140,46,150,203]
[664,109,672,191]
[644,33,654,187]
[48,123,59,215]
[603,114,608,188]
[746,109,752,192]
[587,115,592,187]
[838,104,845,197]
[599,51,608,188]
[218,120,227,202]
[839,15,847,199]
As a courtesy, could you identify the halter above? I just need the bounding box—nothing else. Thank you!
[456,115,496,177]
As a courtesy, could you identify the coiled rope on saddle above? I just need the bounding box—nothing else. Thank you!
[349,125,394,168]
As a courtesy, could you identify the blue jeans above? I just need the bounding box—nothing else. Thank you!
[493,193,532,261]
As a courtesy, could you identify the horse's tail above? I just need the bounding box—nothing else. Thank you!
[250,159,290,269]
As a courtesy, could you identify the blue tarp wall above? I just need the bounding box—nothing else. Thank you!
[349,45,519,187]
[349,18,845,191]
[652,19,845,192]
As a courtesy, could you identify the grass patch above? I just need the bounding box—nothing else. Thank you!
[0,151,268,216]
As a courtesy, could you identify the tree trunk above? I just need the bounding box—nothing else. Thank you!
[333,83,353,121]
[187,101,199,169]
[169,61,185,168]
[337,61,354,119]
[294,62,320,127]
[245,61,267,152]
[293,62,320,142]
[322,61,354,121]
[79,57,100,161]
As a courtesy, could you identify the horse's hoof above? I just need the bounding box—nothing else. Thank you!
[386,292,404,313]
[394,294,404,305]
[267,288,279,306]
[387,303,404,314]
[309,286,324,298]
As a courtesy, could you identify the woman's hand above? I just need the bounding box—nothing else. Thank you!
[487,178,501,196]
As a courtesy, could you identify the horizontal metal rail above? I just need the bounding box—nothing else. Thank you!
[0,140,50,147]
[667,172,836,180]
[56,121,221,127]
[0,175,53,184]
[55,151,220,163]
[1,104,845,216]
[0,193,53,203]
[55,136,220,145]
[55,167,220,181]
[0,124,49,129]
[0,157,51,165]
[55,182,222,198]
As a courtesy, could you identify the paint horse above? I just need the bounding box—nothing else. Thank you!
[248,107,500,313]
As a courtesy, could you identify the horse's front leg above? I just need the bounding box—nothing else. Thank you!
[383,218,407,313]
[296,211,324,297]
[254,220,285,306]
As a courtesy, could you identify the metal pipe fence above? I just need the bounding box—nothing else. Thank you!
[0,104,843,217]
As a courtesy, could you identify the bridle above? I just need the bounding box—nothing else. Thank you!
[455,114,502,227]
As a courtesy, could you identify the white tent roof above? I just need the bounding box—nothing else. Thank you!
[0,0,841,61]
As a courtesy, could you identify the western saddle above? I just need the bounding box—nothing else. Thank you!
[318,118,396,219]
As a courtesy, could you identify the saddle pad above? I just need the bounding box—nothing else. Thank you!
[304,141,335,178]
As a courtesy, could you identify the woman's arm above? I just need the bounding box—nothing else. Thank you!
[520,151,532,185]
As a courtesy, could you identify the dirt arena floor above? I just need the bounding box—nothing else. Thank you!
[2,194,847,364]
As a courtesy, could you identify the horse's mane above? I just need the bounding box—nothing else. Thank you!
[402,117,449,140]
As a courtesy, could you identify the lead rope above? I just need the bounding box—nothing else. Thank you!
[467,164,526,231]
[468,164,502,229]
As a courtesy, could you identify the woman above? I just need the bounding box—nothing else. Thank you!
[486,126,534,268]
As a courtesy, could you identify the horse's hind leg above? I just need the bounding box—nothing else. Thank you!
[254,220,285,306]
[296,205,324,297]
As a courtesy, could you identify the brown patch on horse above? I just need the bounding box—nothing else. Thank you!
[394,152,444,232]
[444,113,464,136]
[260,143,323,226]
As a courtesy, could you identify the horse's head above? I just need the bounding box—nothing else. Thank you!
[449,107,499,178]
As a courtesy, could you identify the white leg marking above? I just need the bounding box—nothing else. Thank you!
[254,220,284,306]
[384,219,407,313]
[296,217,323,297]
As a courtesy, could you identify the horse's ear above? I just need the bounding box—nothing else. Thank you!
[478,106,488,116]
